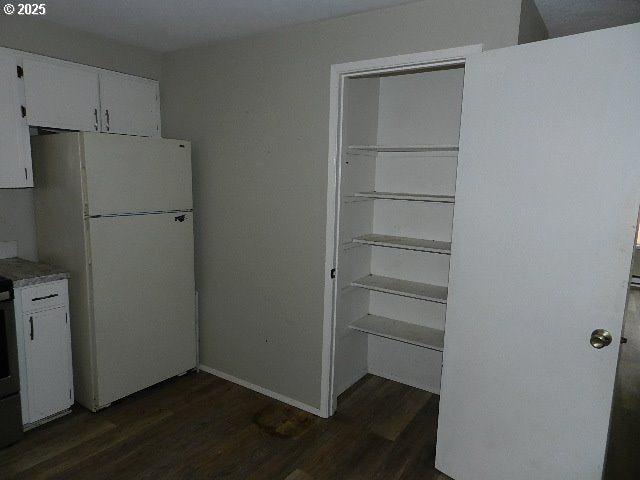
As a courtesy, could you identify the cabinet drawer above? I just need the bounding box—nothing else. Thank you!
[20,280,68,313]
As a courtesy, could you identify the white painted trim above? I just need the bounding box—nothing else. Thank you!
[198,364,323,417]
[320,43,483,418]
[320,61,342,419]
[330,44,482,77]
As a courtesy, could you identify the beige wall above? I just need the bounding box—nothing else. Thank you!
[161,0,523,410]
[0,16,161,260]
[0,189,37,260]
[0,16,161,78]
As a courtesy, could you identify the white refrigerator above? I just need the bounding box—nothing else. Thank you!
[32,132,196,411]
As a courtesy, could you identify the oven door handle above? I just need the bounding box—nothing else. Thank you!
[29,316,34,341]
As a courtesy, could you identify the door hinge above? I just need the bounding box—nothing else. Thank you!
[330,268,336,279]
[21,105,26,118]
[17,65,23,78]
[65,312,68,324]
[24,168,28,180]
[621,337,628,344]
[69,389,72,399]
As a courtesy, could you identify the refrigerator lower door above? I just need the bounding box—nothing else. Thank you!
[87,211,196,409]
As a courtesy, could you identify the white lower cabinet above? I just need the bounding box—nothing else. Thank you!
[15,279,73,426]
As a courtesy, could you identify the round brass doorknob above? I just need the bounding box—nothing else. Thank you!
[590,329,612,349]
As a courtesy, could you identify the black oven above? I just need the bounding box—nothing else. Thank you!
[0,275,22,448]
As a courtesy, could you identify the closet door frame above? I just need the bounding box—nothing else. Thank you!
[321,44,483,418]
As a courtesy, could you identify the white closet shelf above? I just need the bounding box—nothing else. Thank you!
[349,314,445,351]
[348,144,459,153]
[352,191,455,203]
[350,274,448,303]
[353,234,451,254]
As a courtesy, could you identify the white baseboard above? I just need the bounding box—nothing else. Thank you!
[198,364,322,417]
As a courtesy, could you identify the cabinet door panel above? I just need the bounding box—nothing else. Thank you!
[0,52,32,188]
[99,71,160,137]
[24,307,72,423]
[23,57,99,132]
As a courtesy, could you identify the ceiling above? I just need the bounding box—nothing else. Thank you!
[40,0,417,52]
[38,0,640,52]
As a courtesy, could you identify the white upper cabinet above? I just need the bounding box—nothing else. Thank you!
[23,56,100,132]
[21,56,160,136]
[0,47,163,188]
[98,71,160,137]
[0,52,32,188]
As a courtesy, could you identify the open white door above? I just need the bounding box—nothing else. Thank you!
[436,23,640,480]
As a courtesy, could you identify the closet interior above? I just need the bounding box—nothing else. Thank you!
[332,63,465,399]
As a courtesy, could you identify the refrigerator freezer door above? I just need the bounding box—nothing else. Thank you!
[87,211,196,408]
[82,133,192,216]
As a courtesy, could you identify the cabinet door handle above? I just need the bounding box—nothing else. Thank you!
[94,108,99,131]
[105,109,110,132]
[31,293,59,302]
[29,316,34,341]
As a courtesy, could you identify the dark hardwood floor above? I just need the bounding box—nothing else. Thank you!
[0,372,451,480]
[604,290,640,480]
